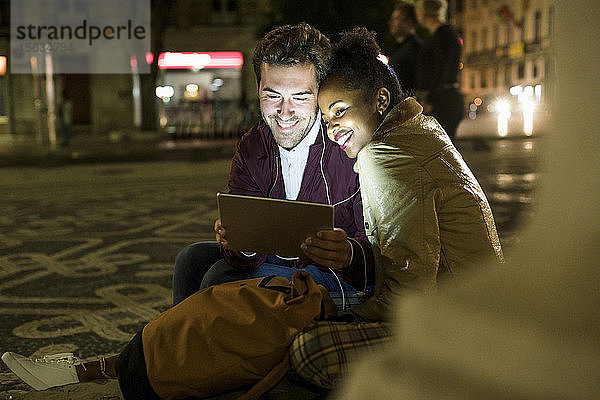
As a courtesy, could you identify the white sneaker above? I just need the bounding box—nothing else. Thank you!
[1,351,81,390]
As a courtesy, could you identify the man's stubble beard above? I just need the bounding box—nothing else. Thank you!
[262,107,318,150]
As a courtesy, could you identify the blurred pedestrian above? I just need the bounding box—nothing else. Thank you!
[388,2,422,95]
[414,0,464,141]
[58,90,73,146]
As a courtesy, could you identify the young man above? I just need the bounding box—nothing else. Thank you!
[388,2,423,95]
[414,0,465,140]
[173,22,374,307]
[2,23,375,392]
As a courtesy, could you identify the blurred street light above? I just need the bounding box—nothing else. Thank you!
[493,99,511,137]
[518,85,535,136]
[522,97,535,136]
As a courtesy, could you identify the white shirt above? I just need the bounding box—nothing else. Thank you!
[278,115,321,200]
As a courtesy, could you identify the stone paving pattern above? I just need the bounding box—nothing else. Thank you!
[0,138,540,399]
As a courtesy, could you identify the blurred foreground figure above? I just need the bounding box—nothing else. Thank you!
[332,2,600,399]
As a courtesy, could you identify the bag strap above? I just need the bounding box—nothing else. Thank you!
[236,353,290,400]
[258,275,291,294]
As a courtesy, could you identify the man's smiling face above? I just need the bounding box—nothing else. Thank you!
[259,63,319,150]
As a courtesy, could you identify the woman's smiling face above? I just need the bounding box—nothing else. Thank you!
[318,75,381,158]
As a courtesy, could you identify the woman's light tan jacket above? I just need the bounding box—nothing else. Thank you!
[352,98,504,322]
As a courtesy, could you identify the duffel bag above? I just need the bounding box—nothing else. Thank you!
[116,271,337,400]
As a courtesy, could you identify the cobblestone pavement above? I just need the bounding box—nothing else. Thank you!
[0,160,230,399]
[0,137,541,399]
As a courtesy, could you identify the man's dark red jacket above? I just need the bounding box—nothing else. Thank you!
[221,122,375,290]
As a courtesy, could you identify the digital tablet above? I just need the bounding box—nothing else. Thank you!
[217,193,334,257]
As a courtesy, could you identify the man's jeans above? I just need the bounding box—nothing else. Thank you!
[172,241,222,305]
[172,241,363,311]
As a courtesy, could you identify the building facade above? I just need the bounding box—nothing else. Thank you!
[452,0,554,135]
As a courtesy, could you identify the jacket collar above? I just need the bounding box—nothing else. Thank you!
[296,121,330,201]
[373,97,423,139]
[264,119,329,201]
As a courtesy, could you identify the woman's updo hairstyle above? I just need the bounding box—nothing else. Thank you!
[326,27,406,109]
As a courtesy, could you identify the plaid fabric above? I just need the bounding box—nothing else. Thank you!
[289,320,393,389]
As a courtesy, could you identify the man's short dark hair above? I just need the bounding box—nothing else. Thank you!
[253,22,331,86]
[394,2,417,25]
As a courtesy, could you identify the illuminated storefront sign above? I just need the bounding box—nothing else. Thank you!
[157,51,243,70]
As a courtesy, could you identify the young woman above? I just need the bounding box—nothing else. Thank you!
[288,27,505,390]
[317,27,504,322]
